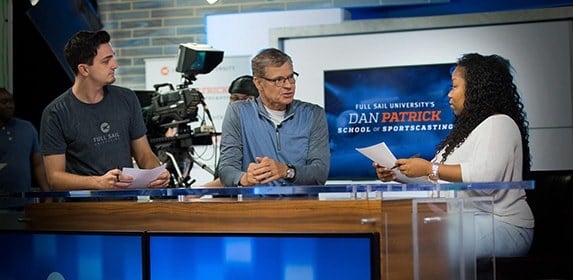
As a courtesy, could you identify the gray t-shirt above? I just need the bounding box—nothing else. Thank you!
[40,85,147,176]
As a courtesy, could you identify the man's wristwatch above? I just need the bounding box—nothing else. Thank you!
[285,164,296,181]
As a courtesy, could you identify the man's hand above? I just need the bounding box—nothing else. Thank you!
[147,170,171,188]
[98,168,132,189]
[239,157,288,186]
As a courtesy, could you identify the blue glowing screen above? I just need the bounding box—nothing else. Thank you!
[0,231,143,279]
[149,233,377,280]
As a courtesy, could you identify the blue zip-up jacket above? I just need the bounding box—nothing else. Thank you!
[219,97,330,186]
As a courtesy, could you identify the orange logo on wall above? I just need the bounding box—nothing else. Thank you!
[160,66,170,76]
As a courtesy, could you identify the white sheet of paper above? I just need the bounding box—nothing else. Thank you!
[122,164,167,188]
[355,142,430,184]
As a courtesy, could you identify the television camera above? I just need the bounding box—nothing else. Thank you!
[145,43,224,187]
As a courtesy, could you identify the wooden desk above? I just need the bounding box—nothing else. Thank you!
[19,196,449,280]
[4,182,534,279]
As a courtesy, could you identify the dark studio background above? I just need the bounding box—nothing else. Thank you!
[12,0,101,131]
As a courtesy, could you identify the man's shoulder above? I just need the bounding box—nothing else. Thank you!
[8,118,38,140]
[104,85,138,104]
[231,98,258,111]
[44,88,73,111]
[105,85,136,97]
[10,117,36,130]
[292,99,322,107]
[106,84,133,93]
[291,99,325,112]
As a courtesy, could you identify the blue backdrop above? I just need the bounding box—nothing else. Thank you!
[325,63,455,180]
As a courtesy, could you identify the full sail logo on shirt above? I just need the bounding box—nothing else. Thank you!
[92,122,120,146]
[101,122,111,133]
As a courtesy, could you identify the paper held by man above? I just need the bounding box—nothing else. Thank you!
[355,142,430,185]
[122,164,167,188]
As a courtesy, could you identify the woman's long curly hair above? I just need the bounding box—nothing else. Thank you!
[436,53,531,176]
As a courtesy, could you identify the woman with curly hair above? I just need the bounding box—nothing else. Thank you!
[374,53,534,258]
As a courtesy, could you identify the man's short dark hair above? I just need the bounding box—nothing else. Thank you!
[64,30,111,75]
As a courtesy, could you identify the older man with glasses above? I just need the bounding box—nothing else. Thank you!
[218,48,330,187]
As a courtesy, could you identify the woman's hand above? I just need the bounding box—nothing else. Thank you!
[373,162,396,182]
[394,158,432,178]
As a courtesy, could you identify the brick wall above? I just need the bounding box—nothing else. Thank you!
[97,0,374,90]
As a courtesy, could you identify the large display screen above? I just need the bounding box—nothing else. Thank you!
[1,231,378,280]
[0,230,144,279]
[324,63,455,180]
[148,232,379,280]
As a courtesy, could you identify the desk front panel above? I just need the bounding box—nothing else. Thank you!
[21,197,449,279]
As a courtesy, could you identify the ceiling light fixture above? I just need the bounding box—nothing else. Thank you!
[206,0,219,4]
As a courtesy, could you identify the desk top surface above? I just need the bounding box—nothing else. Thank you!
[0,181,534,209]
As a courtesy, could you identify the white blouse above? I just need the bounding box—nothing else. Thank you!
[433,114,534,228]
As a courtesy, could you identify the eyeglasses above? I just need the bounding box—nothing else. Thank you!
[259,72,299,87]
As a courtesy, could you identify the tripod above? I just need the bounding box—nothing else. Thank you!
[150,121,216,187]
[150,122,196,187]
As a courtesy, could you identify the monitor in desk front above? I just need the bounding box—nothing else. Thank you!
[0,230,144,279]
[148,232,379,280]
